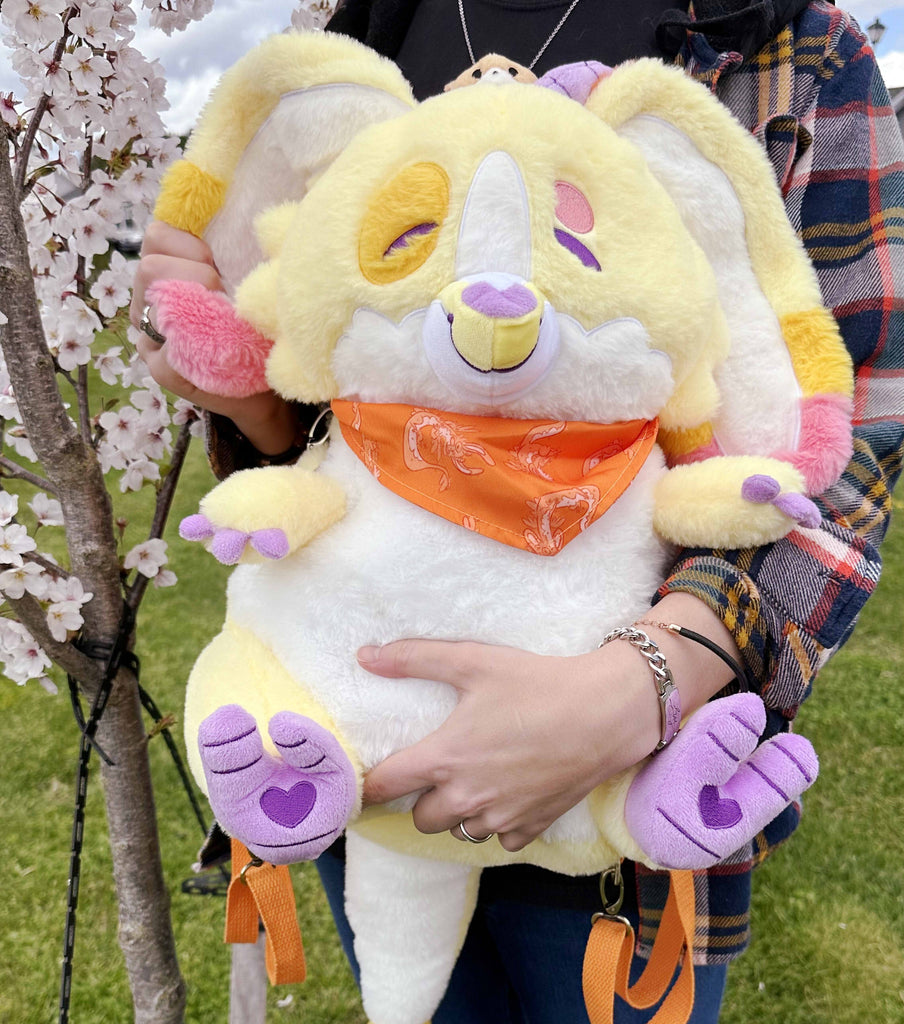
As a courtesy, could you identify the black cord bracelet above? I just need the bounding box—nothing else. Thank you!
[635,620,748,692]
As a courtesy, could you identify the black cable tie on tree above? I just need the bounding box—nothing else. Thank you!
[59,602,136,1024]
[67,603,137,765]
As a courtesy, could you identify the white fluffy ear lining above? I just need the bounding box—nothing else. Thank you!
[616,113,805,455]
[585,61,852,502]
[205,84,412,291]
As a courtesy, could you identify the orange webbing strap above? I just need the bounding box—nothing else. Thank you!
[225,839,307,985]
[583,869,696,1024]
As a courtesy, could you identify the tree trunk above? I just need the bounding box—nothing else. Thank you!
[1,130,187,1023]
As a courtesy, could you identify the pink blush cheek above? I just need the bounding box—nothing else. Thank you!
[554,181,594,234]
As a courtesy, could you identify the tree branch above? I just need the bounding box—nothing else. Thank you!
[127,421,193,612]
[77,363,91,444]
[13,15,73,197]
[25,549,70,577]
[5,591,103,686]
[0,454,57,493]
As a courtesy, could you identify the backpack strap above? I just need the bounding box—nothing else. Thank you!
[583,868,696,1024]
[225,839,307,985]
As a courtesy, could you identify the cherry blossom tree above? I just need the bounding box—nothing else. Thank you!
[0,1,332,1020]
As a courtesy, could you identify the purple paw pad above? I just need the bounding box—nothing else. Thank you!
[250,528,290,560]
[260,781,317,828]
[210,528,250,565]
[180,513,215,541]
[698,785,743,829]
[741,475,781,503]
[773,492,821,528]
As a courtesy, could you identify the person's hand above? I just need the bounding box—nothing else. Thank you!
[359,593,741,852]
[359,638,662,852]
[130,220,298,454]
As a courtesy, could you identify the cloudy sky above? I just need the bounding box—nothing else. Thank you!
[4,1,904,132]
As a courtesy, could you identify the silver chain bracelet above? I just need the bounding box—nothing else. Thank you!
[599,626,682,752]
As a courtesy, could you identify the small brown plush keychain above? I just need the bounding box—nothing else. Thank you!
[444,53,537,90]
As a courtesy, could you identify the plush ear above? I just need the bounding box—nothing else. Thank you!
[585,60,853,546]
[154,31,415,294]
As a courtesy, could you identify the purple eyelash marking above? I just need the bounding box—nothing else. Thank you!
[384,222,437,256]
[554,228,601,271]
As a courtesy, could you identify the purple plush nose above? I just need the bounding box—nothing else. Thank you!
[461,282,537,318]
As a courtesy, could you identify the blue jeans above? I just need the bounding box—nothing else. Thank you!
[315,842,728,1023]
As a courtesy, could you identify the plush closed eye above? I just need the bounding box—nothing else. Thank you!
[384,222,438,256]
[359,162,450,285]
[555,229,601,271]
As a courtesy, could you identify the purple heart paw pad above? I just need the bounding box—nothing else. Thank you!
[698,784,743,829]
[260,781,317,829]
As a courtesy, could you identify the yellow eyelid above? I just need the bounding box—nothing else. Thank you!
[359,162,451,285]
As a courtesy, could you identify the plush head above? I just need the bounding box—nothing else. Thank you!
[155,32,853,543]
[443,53,538,90]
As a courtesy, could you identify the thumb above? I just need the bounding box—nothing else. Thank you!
[363,739,437,807]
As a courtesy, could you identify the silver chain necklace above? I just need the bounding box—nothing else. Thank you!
[456,0,584,71]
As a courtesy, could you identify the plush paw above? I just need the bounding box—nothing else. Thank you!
[625,693,818,869]
[741,475,821,529]
[180,513,289,565]
[198,705,357,863]
[146,279,271,398]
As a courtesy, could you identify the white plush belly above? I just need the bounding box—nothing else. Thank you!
[227,438,672,774]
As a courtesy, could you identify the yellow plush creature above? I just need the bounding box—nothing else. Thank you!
[152,32,850,1024]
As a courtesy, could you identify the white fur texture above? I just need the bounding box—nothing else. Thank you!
[205,84,410,293]
[226,431,671,846]
[617,115,801,453]
[345,830,478,1024]
[331,306,674,421]
[455,151,532,280]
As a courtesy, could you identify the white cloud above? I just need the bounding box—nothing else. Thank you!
[132,0,298,131]
[879,48,904,86]
[839,1,904,19]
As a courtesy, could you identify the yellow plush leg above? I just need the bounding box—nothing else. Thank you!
[184,617,361,797]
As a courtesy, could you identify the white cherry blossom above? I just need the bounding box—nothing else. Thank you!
[0,561,50,600]
[1,93,20,128]
[153,569,177,588]
[29,492,64,527]
[0,493,20,526]
[99,405,141,449]
[94,345,127,384]
[46,599,84,642]
[0,524,38,566]
[69,6,117,48]
[120,456,160,492]
[124,537,168,578]
[1,0,69,45]
[46,575,93,606]
[62,44,115,93]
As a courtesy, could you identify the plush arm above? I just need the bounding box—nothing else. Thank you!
[181,450,347,564]
[660,20,904,718]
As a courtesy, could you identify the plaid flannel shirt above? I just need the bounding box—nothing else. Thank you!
[637,0,904,963]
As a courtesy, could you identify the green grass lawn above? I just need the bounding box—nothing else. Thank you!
[1,441,902,1023]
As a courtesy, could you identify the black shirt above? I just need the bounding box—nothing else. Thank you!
[395,0,686,99]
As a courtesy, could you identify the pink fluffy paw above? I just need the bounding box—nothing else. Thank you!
[146,279,271,398]
[741,475,821,529]
[179,513,289,564]
[198,705,357,863]
[625,693,818,869]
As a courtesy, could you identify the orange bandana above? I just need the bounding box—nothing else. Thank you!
[331,400,658,555]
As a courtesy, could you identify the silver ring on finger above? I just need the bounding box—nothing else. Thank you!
[139,304,167,346]
[458,819,495,844]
